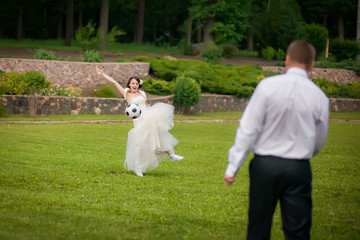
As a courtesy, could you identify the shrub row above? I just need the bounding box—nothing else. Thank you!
[134,56,264,98]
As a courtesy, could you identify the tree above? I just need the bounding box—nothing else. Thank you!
[190,0,249,45]
[134,0,145,43]
[357,0,360,42]
[65,0,74,46]
[99,0,109,50]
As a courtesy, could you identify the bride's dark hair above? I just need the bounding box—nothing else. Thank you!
[126,76,143,88]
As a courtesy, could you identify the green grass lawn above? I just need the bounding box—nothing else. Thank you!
[1,111,359,122]
[0,39,182,55]
[0,119,359,239]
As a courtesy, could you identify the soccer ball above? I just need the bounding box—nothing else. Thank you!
[125,104,142,119]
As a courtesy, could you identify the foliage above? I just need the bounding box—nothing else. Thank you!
[39,85,82,97]
[190,0,249,45]
[253,0,304,51]
[107,26,126,43]
[75,21,101,51]
[330,38,360,61]
[220,43,239,59]
[303,23,329,59]
[116,58,133,62]
[183,44,198,56]
[81,50,104,62]
[261,46,276,61]
[142,77,174,96]
[316,60,360,75]
[201,41,223,64]
[0,71,49,95]
[134,56,263,97]
[173,76,201,110]
[313,78,360,99]
[237,50,258,58]
[275,49,285,61]
[95,85,119,98]
[22,71,50,92]
[34,49,56,60]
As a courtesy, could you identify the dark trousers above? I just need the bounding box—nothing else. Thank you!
[247,155,312,240]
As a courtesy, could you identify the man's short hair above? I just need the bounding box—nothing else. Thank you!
[286,40,316,70]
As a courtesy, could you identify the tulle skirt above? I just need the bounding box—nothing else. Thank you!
[124,102,179,173]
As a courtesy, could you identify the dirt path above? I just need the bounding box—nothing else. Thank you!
[0,119,358,124]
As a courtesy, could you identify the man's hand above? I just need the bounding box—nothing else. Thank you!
[224,175,235,186]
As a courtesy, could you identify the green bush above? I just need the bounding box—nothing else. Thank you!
[81,50,104,62]
[183,44,197,56]
[201,41,223,64]
[173,76,201,110]
[75,21,101,51]
[330,38,360,61]
[338,82,360,99]
[107,26,126,43]
[312,78,360,99]
[23,71,50,93]
[221,43,239,59]
[116,58,133,62]
[261,46,276,61]
[316,60,360,75]
[143,78,174,96]
[0,71,26,95]
[34,49,56,60]
[275,49,286,61]
[95,85,119,98]
[303,23,329,58]
[134,56,263,97]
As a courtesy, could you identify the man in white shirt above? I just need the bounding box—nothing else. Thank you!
[224,40,329,240]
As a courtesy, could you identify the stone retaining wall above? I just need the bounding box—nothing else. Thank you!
[0,58,150,92]
[262,66,360,84]
[2,94,359,115]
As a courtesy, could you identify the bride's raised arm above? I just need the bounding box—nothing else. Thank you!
[95,66,126,97]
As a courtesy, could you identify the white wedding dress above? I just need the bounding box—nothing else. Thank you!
[124,88,179,173]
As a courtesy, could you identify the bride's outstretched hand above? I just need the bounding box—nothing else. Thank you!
[95,66,103,76]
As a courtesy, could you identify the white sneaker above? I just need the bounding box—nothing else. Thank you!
[135,170,143,177]
[171,154,184,162]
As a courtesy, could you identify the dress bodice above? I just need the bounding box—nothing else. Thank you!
[124,88,147,109]
[130,95,146,109]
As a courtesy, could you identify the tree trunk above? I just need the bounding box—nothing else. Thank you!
[99,0,109,50]
[78,0,83,29]
[152,20,157,45]
[203,18,215,43]
[57,13,63,39]
[29,88,37,118]
[357,0,360,42]
[16,6,24,40]
[338,14,344,39]
[186,14,193,45]
[65,0,74,46]
[197,17,202,43]
[134,0,145,43]
[247,28,254,52]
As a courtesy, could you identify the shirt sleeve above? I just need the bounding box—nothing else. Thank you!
[225,83,267,177]
[313,97,329,156]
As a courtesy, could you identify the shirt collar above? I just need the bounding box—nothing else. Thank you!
[286,67,308,78]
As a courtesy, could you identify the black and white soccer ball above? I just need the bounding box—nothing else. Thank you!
[125,104,142,119]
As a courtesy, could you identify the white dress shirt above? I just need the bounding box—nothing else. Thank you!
[225,67,329,177]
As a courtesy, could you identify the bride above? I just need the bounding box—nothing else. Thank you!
[95,66,183,177]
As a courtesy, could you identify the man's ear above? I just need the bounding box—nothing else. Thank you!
[285,55,290,67]
[308,61,315,71]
